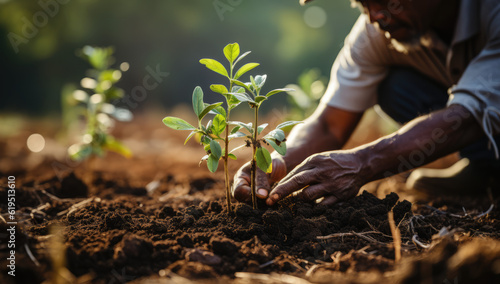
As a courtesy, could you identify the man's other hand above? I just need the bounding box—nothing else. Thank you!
[232,157,287,202]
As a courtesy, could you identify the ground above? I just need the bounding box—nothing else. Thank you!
[0,110,499,284]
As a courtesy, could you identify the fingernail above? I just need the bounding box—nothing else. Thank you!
[257,188,268,198]
[266,194,279,206]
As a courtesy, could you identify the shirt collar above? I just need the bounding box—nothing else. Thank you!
[451,0,480,45]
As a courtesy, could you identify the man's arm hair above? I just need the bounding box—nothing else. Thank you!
[356,104,485,181]
[283,103,363,172]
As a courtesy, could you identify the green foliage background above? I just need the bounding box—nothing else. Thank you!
[0,0,359,115]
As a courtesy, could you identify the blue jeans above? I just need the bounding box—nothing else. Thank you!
[377,67,500,162]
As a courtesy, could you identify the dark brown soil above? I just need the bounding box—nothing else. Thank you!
[1,114,500,284]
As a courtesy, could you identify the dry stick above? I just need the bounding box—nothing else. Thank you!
[476,204,495,219]
[388,211,402,262]
[24,243,41,267]
[412,235,431,249]
[57,198,94,217]
[316,230,381,240]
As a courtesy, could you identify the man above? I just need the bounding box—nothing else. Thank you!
[232,0,500,206]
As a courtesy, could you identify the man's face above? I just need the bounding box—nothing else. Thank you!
[357,0,442,43]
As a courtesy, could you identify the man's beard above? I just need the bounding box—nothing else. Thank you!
[385,31,434,54]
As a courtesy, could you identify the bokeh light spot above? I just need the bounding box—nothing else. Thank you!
[27,133,45,153]
[304,6,327,29]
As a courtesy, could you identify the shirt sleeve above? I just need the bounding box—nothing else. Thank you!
[321,14,389,112]
[447,9,500,158]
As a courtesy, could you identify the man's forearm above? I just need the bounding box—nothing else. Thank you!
[281,105,363,172]
[357,104,485,181]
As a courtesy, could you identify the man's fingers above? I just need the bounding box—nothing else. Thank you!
[256,169,271,199]
[318,195,340,206]
[299,184,330,202]
[266,171,313,206]
[232,168,252,202]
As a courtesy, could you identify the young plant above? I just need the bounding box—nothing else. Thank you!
[163,43,300,211]
[67,46,133,162]
[228,75,301,209]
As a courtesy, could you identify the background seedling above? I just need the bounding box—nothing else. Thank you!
[163,43,300,211]
[66,46,133,163]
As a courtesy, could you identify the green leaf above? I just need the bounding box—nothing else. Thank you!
[209,105,227,117]
[184,131,197,145]
[229,92,254,104]
[250,76,257,91]
[230,125,241,134]
[228,153,237,160]
[223,43,240,64]
[256,147,272,173]
[231,86,245,93]
[234,51,251,66]
[212,114,226,136]
[192,86,204,118]
[230,144,247,154]
[258,123,268,134]
[103,137,132,158]
[276,120,303,130]
[255,96,267,104]
[254,75,267,89]
[230,121,253,134]
[205,120,213,133]
[210,84,229,95]
[234,63,260,80]
[199,102,223,121]
[228,96,242,110]
[228,131,247,140]
[231,79,254,95]
[210,140,222,159]
[264,129,286,141]
[163,117,196,130]
[200,59,229,77]
[68,144,93,161]
[207,154,219,173]
[265,138,287,155]
[266,88,295,97]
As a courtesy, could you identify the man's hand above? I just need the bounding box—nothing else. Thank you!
[266,151,367,206]
[232,157,287,202]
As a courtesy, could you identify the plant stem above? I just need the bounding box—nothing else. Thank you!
[251,106,259,209]
[224,109,232,214]
[224,76,234,215]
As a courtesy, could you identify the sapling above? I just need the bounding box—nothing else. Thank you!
[163,43,300,211]
[67,46,133,164]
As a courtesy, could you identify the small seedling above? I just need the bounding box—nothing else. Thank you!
[163,43,300,212]
[285,68,326,120]
[67,46,133,162]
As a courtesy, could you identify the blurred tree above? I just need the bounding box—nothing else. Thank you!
[0,0,358,115]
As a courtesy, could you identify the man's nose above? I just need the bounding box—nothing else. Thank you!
[369,7,390,26]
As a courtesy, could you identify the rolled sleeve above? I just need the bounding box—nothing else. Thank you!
[321,15,388,112]
[448,22,500,157]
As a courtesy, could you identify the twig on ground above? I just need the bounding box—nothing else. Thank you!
[412,235,430,249]
[316,231,380,240]
[388,211,401,262]
[476,204,495,219]
[235,272,312,284]
[24,243,40,266]
[305,264,319,278]
[39,189,62,202]
[259,259,276,269]
[57,198,94,217]
[425,205,465,218]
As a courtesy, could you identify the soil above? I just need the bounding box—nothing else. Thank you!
[1,113,500,284]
